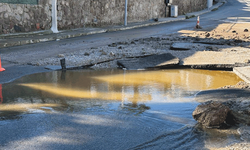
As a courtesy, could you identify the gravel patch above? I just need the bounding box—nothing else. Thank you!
[221,81,250,89]
[25,31,250,70]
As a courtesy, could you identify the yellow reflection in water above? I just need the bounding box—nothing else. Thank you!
[0,103,60,112]
[94,69,242,91]
[19,83,152,102]
[19,69,242,103]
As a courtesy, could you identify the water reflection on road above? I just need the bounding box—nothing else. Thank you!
[0,69,243,149]
[13,69,242,103]
[0,69,242,121]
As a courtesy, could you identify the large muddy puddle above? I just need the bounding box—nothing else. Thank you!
[0,69,244,149]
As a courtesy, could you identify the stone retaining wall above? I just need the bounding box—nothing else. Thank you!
[0,0,207,34]
[172,0,207,15]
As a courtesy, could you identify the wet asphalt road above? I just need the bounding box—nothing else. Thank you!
[1,0,250,149]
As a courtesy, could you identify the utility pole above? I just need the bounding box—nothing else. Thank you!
[51,0,59,33]
[124,0,127,26]
[207,0,213,8]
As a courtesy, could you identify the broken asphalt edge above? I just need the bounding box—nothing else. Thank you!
[0,0,226,49]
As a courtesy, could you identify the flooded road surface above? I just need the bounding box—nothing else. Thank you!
[0,69,243,149]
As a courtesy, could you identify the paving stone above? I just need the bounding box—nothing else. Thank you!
[117,53,180,70]
[170,42,192,50]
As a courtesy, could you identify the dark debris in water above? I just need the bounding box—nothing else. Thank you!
[121,103,150,115]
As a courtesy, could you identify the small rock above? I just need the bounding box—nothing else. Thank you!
[234,81,250,89]
[244,59,250,63]
[229,43,235,46]
[58,54,65,58]
[108,43,117,47]
[91,47,98,49]
[232,30,237,33]
[205,33,210,38]
[244,29,248,32]
[170,43,191,50]
[118,46,123,49]
[84,52,90,56]
[110,51,115,56]
[212,47,219,51]
[206,46,213,50]
[101,51,107,55]
[118,41,129,45]
[131,41,136,44]
[14,25,21,32]
[117,42,124,45]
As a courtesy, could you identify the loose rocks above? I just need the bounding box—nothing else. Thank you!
[193,91,250,129]
[192,101,232,128]
[221,81,250,89]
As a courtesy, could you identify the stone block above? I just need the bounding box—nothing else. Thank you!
[193,101,231,128]
[117,53,180,70]
[15,14,21,21]
[3,12,8,19]
[24,13,30,20]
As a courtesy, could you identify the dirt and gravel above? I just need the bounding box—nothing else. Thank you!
[14,22,250,72]
[221,81,250,89]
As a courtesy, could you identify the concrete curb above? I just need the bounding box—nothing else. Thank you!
[106,17,186,32]
[0,0,226,49]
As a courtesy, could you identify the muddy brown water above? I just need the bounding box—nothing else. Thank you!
[0,69,244,149]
